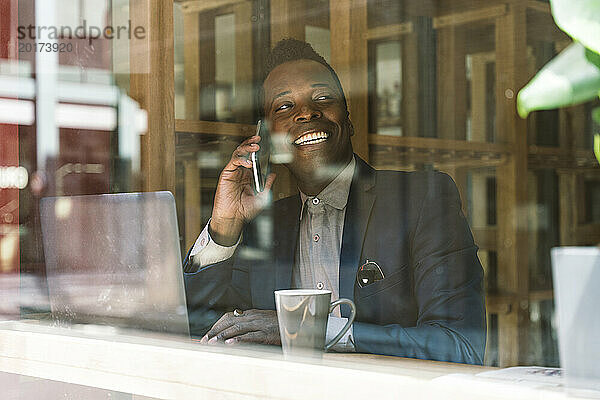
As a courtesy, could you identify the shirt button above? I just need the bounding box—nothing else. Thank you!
[317,282,324,290]
[200,238,206,246]
[312,198,320,205]
[313,234,320,242]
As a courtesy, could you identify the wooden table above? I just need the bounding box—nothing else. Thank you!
[0,321,579,399]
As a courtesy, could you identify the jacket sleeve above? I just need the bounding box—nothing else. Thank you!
[353,172,487,364]
[182,242,252,337]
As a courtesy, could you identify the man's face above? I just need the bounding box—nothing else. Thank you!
[262,59,354,182]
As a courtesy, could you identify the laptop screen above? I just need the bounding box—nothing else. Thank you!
[40,191,189,336]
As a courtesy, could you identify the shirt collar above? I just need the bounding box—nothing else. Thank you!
[299,156,356,220]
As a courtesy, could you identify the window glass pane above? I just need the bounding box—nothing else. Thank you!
[3,0,600,397]
[374,41,402,136]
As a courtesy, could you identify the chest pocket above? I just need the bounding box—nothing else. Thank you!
[354,265,416,325]
[355,265,407,299]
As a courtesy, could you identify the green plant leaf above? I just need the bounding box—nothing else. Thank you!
[593,107,600,125]
[594,134,600,165]
[551,0,600,55]
[517,43,600,118]
[587,48,600,69]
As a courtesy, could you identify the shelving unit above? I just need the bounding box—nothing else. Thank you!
[136,0,600,367]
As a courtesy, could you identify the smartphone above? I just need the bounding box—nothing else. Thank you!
[251,120,271,193]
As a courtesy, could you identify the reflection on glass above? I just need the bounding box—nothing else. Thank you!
[0,2,598,397]
[374,41,402,136]
[215,13,236,122]
[305,25,331,63]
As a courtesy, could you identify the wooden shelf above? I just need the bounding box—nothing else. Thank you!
[486,292,516,315]
[433,5,507,29]
[366,22,413,41]
[369,134,508,169]
[574,223,600,245]
[369,134,509,153]
[176,119,254,137]
[487,289,555,315]
[174,0,247,14]
[528,146,600,170]
[529,289,554,302]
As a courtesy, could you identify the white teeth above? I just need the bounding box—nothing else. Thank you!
[294,131,329,145]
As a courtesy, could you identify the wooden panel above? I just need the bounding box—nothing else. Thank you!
[330,0,369,161]
[529,289,554,302]
[464,26,496,55]
[416,17,437,138]
[402,30,419,138]
[184,160,201,250]
[434,0,494,17]
[494,4,530,367]
[473,227,497,251]
[129,0,175,193]
[198,12,216,120]
[366,22,413,40]
[526,0,551,14]
[470,171,492,229]
[437,25,467,140]
[470,53,495,142]
[443,167,468,211]
[176,0,246,14]
[575,224,600,245]
[558,171,578,246]
[404,0,435,18]
[270,0,305,44]
[0,0,19,277]
[368,134,509,153]
[526,11,569,44]
[528,146,599,169]
[183,12,200,120]
[234,1,254,123]
[433,5,508,29]
[175,119,254,137]
[486,293,515,315]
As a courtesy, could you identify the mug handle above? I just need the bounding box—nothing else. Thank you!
[324,298,356,352]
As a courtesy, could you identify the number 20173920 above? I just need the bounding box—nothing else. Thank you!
[19,42,73,53]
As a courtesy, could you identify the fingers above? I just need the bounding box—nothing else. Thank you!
[201,310,257,343]
[212,323,253,342]
[224,136,261,171]
[224,331,264,345]
[201,312,234,343]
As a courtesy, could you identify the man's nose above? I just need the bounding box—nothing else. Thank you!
[294,105,322,122]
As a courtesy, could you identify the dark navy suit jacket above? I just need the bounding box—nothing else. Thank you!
[183,157,486,364]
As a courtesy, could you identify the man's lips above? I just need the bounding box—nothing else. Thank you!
[293,130,330,146]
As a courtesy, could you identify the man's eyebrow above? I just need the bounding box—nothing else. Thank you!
[311,83,331,88]
[273,90,291,100]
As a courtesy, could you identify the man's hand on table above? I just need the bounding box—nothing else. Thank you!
[200,309,281,346]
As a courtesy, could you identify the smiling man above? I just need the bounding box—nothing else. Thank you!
[183,39,486,364]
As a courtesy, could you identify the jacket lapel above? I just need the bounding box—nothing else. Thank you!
[275,194,301,290]
[339,157,376,317]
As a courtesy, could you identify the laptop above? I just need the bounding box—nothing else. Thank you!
[40,191,189,336]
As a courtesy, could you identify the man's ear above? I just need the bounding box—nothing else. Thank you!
[347,119,355,137]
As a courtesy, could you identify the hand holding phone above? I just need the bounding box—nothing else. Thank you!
[209,130,275,246]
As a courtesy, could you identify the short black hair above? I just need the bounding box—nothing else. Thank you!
[258,38,348,116]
